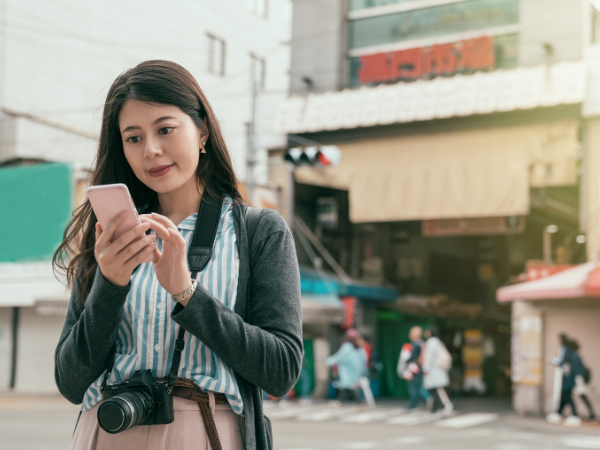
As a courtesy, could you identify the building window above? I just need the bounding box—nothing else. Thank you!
[348,0,519,50]
[349,0,418,11]
[247,0,268,17]
[208,34,226,76]
[250,53,266,89]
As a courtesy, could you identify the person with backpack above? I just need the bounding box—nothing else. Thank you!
[569,340,596,421]
[326,329,367,404]
[547,334,579,425]
[396,326,425,410]
[422,326,454,415]
[53,61,302,450]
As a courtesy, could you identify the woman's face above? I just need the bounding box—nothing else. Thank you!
[119,100,206,194]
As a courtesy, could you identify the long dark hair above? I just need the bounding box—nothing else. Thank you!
[53,60,246,305]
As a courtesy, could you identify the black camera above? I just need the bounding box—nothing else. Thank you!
[97,370,174,434]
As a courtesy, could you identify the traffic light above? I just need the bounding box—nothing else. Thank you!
[284,145,342,167]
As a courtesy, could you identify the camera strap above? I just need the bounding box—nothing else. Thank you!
[168,190,223,391]
[102,191,223,392]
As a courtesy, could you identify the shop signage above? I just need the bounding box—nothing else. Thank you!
[340,296,357,330]
[358,36,495,85]
[422,215,525,237]
[511,315,542,386]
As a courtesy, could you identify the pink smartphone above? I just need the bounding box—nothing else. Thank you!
[87,183,154,263]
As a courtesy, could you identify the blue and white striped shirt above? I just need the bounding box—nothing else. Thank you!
[82,197,243,414]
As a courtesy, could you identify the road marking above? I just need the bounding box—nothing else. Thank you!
[390,436,425,444]
[345,442,377,449]
[563,437,600,449]
[341,408,406,423]
[296,408,358,421]
[436,413,499,428]
[267,406,321,420]
[387,411,439,425]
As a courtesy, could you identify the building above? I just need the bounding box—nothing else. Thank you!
[274,0,598,400]
[0,0,292,392]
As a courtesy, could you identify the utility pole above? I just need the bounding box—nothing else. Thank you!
[246,80,258,204]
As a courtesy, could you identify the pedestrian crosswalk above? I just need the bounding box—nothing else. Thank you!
[264,402,500,429]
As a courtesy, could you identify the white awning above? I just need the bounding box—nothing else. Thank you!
[295,120,579,223]
[0,261,70,307]
[277,61,586,133]
[301,293,345,325]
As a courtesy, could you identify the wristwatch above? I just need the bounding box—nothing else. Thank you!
[172,280,198,303]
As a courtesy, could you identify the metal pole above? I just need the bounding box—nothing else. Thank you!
[544,228,552,265]
[9,306,19,389]
[247,80,258,203]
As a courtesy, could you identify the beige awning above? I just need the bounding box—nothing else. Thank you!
[295,121,579,223]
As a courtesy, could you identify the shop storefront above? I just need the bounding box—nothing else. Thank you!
[497,263,600,416]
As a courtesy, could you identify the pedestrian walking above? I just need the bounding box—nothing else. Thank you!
[568,340,596,421]
[422,326,454,415]
[397,326,425,410]
[547,334,580,426]
[53,60,303,450]
[326,329,366,404]
[356,336,376,408]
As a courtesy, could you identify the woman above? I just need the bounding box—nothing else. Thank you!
[326,329,365,403]
[422,326,453,415]
[568,340,595,421]
[53,60,303,450]
[548,334,578,423]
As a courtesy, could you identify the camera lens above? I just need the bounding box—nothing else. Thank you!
[97,390,154,434]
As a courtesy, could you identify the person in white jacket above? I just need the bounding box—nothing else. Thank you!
[422,326,454,415]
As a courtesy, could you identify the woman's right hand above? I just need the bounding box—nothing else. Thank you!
[94,211,157,287]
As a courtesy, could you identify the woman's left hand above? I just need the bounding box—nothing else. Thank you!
[140,213,193,298]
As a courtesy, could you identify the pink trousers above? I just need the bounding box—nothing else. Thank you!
[71,395,245,450]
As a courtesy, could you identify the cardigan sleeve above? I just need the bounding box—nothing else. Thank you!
[172,210,303,398]
[54,267,131,404]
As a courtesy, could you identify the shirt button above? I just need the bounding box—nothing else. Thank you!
[156,302,163,311]
[154,344,160,352]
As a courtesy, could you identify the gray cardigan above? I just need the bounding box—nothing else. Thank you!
[54,205,303,450]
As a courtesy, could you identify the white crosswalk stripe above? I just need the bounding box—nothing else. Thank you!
[436,413,499,429]
[265,402,500,429]
[341,408,406,423]
[386,410,440,425]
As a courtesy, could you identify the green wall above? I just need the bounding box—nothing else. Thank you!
[0,163,72,262]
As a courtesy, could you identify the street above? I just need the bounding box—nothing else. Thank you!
[2,395,600,450]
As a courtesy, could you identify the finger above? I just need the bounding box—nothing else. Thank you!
[142,218,171,241]
[150,213,178,232]
[167,228,186,245]
[125,241,157,271]
[98,211,128,245]
[116,233,157,263]
[152,246,161,263]
[95,223,103,244]
[105,222,152,259]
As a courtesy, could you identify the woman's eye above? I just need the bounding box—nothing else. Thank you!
[127,136,141,144]
[159,127,174,135]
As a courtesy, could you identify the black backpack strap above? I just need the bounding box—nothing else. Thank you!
[247,207,262,248]
[188,191,223,276]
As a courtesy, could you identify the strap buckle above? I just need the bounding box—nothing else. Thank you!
[175,338,185,352]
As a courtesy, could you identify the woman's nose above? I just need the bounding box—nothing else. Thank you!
[144,138,163,159]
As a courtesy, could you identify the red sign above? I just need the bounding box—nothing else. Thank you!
[340,296,357,330]
[358,36,495,85]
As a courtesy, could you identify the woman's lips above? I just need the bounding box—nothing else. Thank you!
[148,164,175,177]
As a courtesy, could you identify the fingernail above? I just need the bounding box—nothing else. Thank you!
[150,234,156,240]
[120,211,127,217]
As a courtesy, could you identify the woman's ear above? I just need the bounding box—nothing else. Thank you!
[199,121,209,146]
